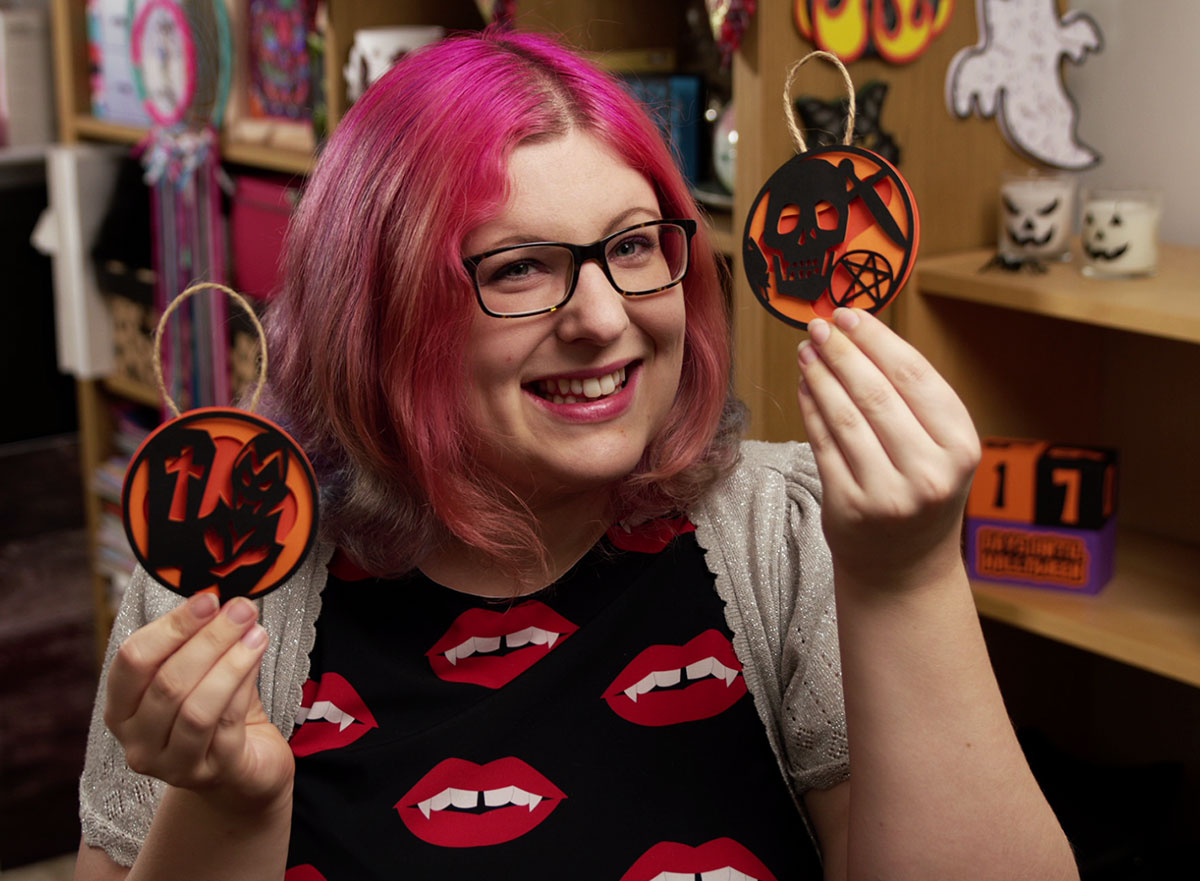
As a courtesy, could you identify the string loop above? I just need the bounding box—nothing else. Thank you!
[782,50,857,154]
[152,282,267,417]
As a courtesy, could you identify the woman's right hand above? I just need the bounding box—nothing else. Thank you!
[104,593,295,812]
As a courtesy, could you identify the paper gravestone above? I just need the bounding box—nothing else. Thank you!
[742,144,919,330]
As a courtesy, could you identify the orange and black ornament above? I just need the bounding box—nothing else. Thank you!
[122,283,318,603]
[743,51,920,330]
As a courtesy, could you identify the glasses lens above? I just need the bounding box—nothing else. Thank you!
[606,223,689,295]
[474,244,574,316]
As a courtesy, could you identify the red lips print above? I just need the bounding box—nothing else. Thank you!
[606,516,696,553]
[602,629,747,726]
[395,757,566,847]
[290,672,379,757]
[426,601,578,689]
[620,838,779,881]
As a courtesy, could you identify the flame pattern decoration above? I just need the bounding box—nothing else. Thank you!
[793,0,955,64]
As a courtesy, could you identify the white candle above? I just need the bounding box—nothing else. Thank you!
[1081,189,1161,278]
[998,174,1075,262]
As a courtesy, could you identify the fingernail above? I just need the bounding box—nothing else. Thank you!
[241,624,267,648]
[809,318,831,346]
[225,598,257,624]
[798,378,812,397]
[188,592,218,619]
[834,308,861,331]
[797,340,817,366]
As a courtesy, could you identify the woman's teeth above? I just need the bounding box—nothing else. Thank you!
[536,366,627,404]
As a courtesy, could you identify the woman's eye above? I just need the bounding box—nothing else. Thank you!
[610,234,656,262]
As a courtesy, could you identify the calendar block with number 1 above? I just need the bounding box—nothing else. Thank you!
[965,437,1118,593]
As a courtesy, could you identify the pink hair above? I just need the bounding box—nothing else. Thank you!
[262,27,743,577]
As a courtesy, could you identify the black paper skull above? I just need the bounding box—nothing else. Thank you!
[759,157,850,302]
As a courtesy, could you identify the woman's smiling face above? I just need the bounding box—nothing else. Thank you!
[460,130,687,505]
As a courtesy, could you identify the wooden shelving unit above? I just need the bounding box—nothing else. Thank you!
[914,243,1200,689]
[972,530,1200,688]
[918,244,1200,344]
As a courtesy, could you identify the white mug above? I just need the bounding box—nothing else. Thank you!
[344,26,445,103]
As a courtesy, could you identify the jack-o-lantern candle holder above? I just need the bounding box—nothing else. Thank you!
[1081,188,1161,278]
[998,172,1074,263]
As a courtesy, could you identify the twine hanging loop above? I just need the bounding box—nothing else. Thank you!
[153,282,268,417]
[782,50,857,154]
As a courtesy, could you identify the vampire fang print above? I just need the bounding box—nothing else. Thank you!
[603,629,748,726]
[426,601,578,688]
[290,672,379,757]
[395,757,566,847]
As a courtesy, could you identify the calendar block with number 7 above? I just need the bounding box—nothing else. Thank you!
[965,437,1118,593]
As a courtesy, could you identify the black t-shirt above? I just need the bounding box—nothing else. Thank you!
[285,518,822,881]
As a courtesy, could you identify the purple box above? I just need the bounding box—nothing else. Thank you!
[966,516,1117,594]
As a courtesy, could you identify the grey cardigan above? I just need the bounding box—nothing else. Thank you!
[80,440,849,866]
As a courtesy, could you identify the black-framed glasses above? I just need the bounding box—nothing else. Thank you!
[463,218,697,318]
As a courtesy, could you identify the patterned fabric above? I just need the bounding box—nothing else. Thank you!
[286,524,821,878]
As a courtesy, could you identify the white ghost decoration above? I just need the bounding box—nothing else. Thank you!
[946,0,1102,170]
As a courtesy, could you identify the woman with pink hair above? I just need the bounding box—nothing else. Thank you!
[75,27,1076,881]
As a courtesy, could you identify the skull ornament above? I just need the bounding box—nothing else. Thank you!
[759,158,849,302]
[743,145,919,330]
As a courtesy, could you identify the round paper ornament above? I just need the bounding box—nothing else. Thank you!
[742,52,919,330]
[121,284,318,602]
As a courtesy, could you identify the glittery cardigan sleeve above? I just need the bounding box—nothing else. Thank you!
[691,440,850,797]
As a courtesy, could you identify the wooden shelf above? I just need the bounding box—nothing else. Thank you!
[973,530,1200,688]
[72,114,315,175]
[917,244,1200,345]
[101,374,161,410]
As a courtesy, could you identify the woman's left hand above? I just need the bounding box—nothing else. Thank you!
[795,307,981,591]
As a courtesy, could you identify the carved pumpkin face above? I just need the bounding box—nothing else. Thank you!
[1081,192,1160,277]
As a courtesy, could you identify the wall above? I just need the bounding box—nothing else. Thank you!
[1068,0,1200,246]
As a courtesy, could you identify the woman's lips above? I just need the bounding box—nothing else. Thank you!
[426,601,578,688]
[290,672,379,757]
[602,629,747,726]
[525,362,641,423]
[395,757,566,847]
[619,837,779,881]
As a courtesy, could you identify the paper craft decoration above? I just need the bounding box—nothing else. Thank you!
[743,143,918,329]
[123,408,318,601]
[1081,189,1161,278]
[998,173,1074,263]
[121,283,319,602]
[946,0,1102,170]
[795,81,900,167]
[744,52,919,330]
[966,437,1117,593]
[793,0,955,64]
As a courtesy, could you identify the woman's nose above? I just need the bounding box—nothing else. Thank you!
[555,260,630,344]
